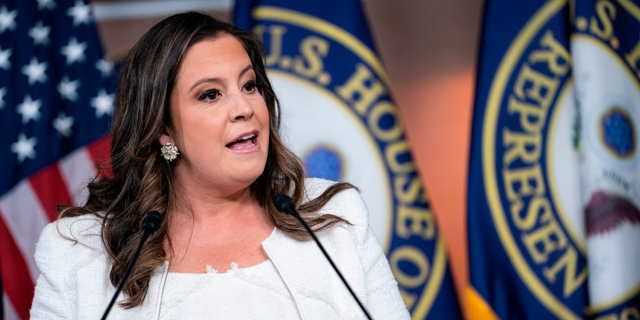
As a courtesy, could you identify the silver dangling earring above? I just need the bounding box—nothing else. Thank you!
[160,142,179,161]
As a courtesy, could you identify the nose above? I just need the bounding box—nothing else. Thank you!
[229,93,254,121]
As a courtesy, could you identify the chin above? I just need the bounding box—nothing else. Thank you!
[234,165,266,187]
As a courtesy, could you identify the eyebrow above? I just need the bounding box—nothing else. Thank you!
[188,64,254,92]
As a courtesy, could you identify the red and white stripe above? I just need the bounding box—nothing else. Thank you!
[0,137,110,320]
[3,293,19,320]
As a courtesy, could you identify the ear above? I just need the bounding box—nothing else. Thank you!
[158,128,173,145]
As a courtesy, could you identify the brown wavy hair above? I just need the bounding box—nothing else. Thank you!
[58,12,353,308]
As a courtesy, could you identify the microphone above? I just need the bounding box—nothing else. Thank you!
[272,193,373,320]
[101,211,163,320]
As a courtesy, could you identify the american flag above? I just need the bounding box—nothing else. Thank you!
[0,0,114,318]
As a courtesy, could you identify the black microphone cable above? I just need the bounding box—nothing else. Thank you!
[101,211,162,320]
[272,193,373,320]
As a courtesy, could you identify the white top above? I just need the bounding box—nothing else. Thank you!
[160,260,300,319]
[30,178,410,319]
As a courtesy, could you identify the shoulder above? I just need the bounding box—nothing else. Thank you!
[301,179,409,318]
[35,214,106,276]
[303,177,337,198]
[32,214,115,319]
[303,177,368,227]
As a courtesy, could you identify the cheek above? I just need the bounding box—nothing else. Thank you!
[255,99,270,126]
[258,105,271,145]
[179,111,226,153]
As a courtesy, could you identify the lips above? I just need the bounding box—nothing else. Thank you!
[226,131,258,150]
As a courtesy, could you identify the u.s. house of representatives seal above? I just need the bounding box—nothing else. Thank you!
[481,0,640,318]
[573,0,640,318]
[481,0,587,319]
[249,6,450,317]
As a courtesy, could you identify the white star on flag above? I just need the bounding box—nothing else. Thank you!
[11,133,37,163]
[22,56,48,85]
[53,112,75,138]
[61,37,87,65]
[57,76,80,101]
[16,95,42,124]
[96,58,113,77]
[67,0,91,27]
[0,87,6,109]
[0,46,11,70]
[36,0,56,11]
[1,0,116,316]
[0,5,17,34]
[29,21,51,46]
[91,88,114,118]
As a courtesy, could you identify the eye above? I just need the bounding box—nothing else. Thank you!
[243,80,258,93]
[198,89,220,101]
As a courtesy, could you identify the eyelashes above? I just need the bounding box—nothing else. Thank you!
[198,88,221,101]
[196,80,260,102]
[243,80,258,92]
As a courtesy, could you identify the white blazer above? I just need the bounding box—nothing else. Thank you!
[30,178,410,319]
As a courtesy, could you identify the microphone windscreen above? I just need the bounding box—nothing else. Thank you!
[142,211,162,232]
[273,193,295,214]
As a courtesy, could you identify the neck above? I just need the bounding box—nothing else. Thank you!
[172,180,263,221]
[165,181,274,272]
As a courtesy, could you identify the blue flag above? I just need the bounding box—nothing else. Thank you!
[234,1,462,318]
[0,0,114,318]
[469,0,640,319]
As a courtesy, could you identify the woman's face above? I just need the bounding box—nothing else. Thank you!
[160,34,270,196]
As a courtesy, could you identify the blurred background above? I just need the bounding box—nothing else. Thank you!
[92,0,484,310]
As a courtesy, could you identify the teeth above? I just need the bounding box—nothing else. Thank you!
[231,140,255,149]
[238,133,255,141]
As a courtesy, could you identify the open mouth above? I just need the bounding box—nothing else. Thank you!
[226,133,257,150]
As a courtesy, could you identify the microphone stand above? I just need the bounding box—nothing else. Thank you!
[273,193,373,320]
[101,211,162,320]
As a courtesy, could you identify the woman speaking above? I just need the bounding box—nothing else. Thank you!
[30,12,409,319]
